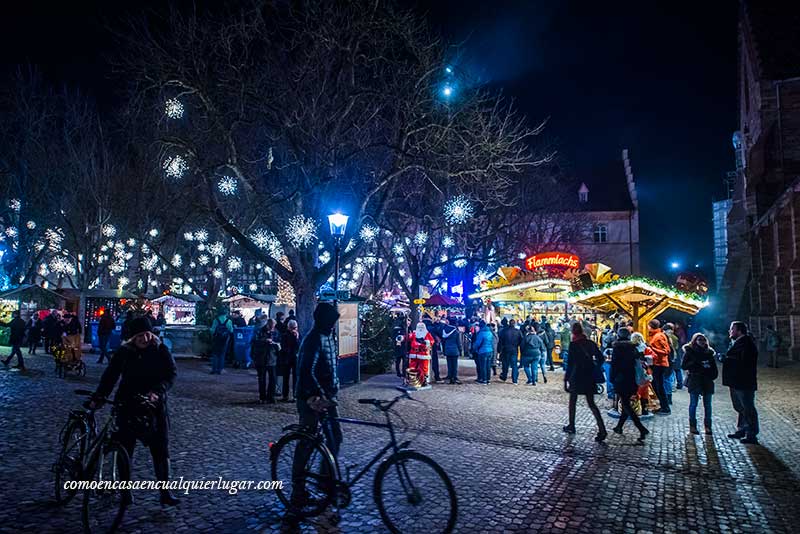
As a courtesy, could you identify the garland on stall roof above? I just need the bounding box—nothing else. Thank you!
[567,276,708,306]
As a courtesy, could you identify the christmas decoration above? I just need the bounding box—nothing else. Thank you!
[165,98,184,119]
[413,231,428,246]
[275,255,295,306]
[227,256,242,271]
[250,228,283,260]
[217,175,238,196]
[26,221,36,230]
[442,236,455,248]
[286,215,317,248]
[209,241,225,257]
[359,224,378,243]
[194,229,208,242]
[171,254,183,268]
[8,199,21,211]
[443,195,474,225]
[162,155,188,179]
[392,243,404,256]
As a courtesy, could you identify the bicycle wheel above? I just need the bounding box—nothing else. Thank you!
[374,450,457,534]
[54,419,87,504]
[82,442,130,534]
[270,432,336,518]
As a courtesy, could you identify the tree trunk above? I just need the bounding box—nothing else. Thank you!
[293,279,317,338]
[464,260,476,319]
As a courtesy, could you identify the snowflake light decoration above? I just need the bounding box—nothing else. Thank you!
[353,263,365,277]
[250,228,284,260]
[110,259,126,274]
[286,215,317,248]
[117,276,130,288]
[196,243,206,252]
[442,236,455,249]
[227,256,242,271]
[5,226,18,238]
[149,228,159,237]
[212,268,223,279]
[359,224,378,243]
[38,263,50,276]
[209,241,225,257]
[165,98,184,119]
[198,254,210,265]
[26,221,36,230]
[183,232,194,241]
[443,195,474,225]
[141,255,159,271]
[413,231,428,246]
[318,251,331,264]
[398,268,406,276]
[217,175,238,196]
[101,224,116,237]
[392,243,404,256]
[9,198,21,211]
[364,256,378,267]
[453,258,468,268]
[162,155,188,179]
[249,283,258,292]
[49,256,75,275]
[433,266,443,276]
[171,254,183,268]
[194,229,208,242]
[126,238,136,247]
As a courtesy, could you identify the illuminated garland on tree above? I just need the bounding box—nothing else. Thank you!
[567,276,708,306]
[275,255,295,306]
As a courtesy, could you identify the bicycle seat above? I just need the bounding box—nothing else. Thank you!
[281,423,307,432]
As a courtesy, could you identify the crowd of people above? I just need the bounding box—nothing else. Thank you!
[391,313,762,445]
[1,309,86,371]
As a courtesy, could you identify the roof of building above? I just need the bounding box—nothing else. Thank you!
[561,158,636,213]
[744,1,800,80]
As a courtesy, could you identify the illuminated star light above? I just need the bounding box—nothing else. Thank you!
[101,224,116,237]
[250,228,284,260]
[453,258,468,268]
[209,241,225,257]
[442,236,455,248]
[171,254,183,268]
[217,175,238,196]
[163,155,188,179]
[413,231,428,246]
[392,243,404,256]
[359,224,378,243]
[444,195,474,225]
[26,221,36,230]
[212,268,223,279]
[9,198,21,211]
[227,256,242,271]
[286,215,318,248]
[194,229,208,242]
[165,98,184,119]
[198,254,210,265]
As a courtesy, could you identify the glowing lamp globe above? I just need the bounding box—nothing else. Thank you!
[328,213,349,238]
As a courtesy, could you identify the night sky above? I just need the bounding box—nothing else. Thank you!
[2,0,738,282]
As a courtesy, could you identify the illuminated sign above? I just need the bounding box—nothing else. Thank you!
[525,252,580,270]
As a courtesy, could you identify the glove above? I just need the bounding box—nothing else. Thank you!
[307,396,334,413]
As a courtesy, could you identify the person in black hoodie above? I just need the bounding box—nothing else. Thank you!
[2,311,27,371]
[610,328,649,442]
[291,302,341,510]
[498,319,523,384]
[681,333,718,435]
[90,317,179,506]
[723,321,760,444]
[441,318,463,384]
[563,323,607,442]
[251,317,281,404]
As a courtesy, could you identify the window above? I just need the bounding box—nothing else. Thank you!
[593,224,608,243]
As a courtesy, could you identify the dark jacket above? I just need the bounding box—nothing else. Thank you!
[43,315,62,339]
[64,317,82,336]
[565,336,603,394]
[278,330,300,372]
[722,334,758,390]
[251,325,280,368]
[98,314,116,336]
[499,326,523,356]
[26,318,42,343]
[95,340,177,445]
[295,302,340,402]
[610,340,639,397]
[3,317,26,345]
[521,332,545,362]
[681,344,718,395]
[440,324,463,357]
[542,324,556,350]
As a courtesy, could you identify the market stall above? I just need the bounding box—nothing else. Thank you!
[58,288,138,343]
[151,293,203,325]
[222,293,275,324]
[421,293,465,319]
[566,277,709,338]
[0,285,66,346]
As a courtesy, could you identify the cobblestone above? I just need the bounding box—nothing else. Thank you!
[1,350,799,533]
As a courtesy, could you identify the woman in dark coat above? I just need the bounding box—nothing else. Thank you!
[278,319,300,402]
[250,318,281,404]
[26,313,42,355]
[610,328,649,441]
[681,333,718,434]
[563,323,607,441]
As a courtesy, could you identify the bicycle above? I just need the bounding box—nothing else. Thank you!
[53,389,133,534]
[270,387,458,534]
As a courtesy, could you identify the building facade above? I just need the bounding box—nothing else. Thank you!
[722,1,800,359]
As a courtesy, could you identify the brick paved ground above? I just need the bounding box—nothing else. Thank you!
[1,348,799,534]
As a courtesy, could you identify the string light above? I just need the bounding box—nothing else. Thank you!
[413,231,428,246]
[444,195,474,225]
[8,199,21,211]
[163,155,188,179]
[442,236,455,248]
[217,175,238,196]
[286,215,317,248]
[198,254,210,265]
[194,229,208,242]
[101,224,116,237]
[171,254,183,268]
[26,221,36,230]
[250,228,283,260]
[227,256,242,271]
[359,224,378,243]
[165,98,184,119]
[209,241,225,257]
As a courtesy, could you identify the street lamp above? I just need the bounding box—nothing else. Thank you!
[327,213,349,300]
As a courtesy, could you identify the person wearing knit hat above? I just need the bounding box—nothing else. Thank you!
[91,314,180,507]
[610,327,649,442]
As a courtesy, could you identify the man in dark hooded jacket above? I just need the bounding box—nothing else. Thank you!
[91,317,179,505]
[2,311,27,371]
[291,302,341,510]
[723,321,760,444]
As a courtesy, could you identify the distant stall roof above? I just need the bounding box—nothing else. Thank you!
[152,293,204,303]
[223,293,276,304]
[57,288,138,300]
[424,294,463,307]
[0,284,66,305]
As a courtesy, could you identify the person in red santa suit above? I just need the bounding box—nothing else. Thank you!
[407,322,435,390]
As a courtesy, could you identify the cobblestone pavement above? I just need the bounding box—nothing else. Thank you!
[1,348,799,533]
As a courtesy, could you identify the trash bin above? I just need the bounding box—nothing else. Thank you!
[233,326,255,368]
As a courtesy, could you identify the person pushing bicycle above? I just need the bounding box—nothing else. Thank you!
[89,317,180,506]
[291,302,342,509]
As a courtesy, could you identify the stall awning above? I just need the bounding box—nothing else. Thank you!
[57,288,138,300]
[469,278,572,302]
[424,294,463,307]
[153,293,204,304]
[223,293,276,305]
[0,284,66,308]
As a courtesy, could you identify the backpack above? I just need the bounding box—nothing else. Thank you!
[212,318,232,345]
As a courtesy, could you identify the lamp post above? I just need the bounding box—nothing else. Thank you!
[327,213,349,303]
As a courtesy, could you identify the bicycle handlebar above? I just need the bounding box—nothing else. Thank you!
[357,387,416,412]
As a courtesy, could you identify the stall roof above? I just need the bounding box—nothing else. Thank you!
[424,294,463,307]
[0,284,66,304]
[223,293,276,304]
[153,293,204,303]
[57,288,138,300]
[469,278,572,302]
